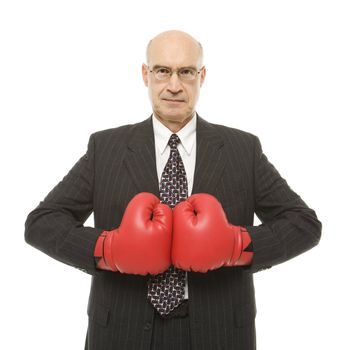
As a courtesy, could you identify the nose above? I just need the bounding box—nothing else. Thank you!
[166,72,183,94]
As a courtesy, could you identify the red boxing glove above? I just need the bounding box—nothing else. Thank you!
[172,193,253,273]
[94,192,172,275]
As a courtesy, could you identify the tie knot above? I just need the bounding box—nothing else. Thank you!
[168,134,181,149]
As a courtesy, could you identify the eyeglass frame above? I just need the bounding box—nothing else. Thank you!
[146,64,204,82]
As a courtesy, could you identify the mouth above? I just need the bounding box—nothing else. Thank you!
[162,98,185,104]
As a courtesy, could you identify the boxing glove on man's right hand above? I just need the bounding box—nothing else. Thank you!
[94,192,172,275]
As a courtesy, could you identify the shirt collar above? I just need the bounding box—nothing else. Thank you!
[152,113,197,156]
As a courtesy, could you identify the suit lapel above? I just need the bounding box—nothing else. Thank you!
[124,114,226,197]
[124,116,160,197]
[192,115,225,195]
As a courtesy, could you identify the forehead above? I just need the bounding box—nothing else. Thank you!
[148,36,202,68]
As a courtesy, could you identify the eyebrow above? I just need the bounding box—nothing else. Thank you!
[151,64,198,70]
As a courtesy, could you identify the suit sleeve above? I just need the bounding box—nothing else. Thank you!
[24,133,103,276]
[245,136,322,274]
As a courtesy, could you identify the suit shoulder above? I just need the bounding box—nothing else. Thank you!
[207,120,259,145]
[90,123,133,140]
[85,118,153,155]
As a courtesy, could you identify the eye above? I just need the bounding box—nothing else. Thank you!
[179,68,196,78]
[155,67,171,75]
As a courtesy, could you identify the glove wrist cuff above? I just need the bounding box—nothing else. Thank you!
[231,226,254,266]
[94,230,118,271]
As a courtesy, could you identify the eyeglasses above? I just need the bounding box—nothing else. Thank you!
[147,65,204,82]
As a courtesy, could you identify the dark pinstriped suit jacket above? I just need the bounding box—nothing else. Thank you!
[25,114,321,349]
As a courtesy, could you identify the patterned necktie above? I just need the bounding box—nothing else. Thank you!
[147,133,188,316]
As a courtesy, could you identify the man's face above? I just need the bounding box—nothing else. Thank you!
[142,33,206,125]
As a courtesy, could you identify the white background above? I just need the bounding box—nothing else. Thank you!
[1,0,349,349]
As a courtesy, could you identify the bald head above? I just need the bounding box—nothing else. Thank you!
[146,30,203,67]
[142,29,206,133]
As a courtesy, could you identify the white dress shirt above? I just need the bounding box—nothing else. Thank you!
[152,113,197,299]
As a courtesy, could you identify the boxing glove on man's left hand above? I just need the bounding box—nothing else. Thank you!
[94,192,172,275]
[172,193,253,273]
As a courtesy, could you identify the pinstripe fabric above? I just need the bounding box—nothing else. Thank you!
[150,312,191,350]
[25,114,321,349]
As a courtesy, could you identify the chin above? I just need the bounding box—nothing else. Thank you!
[156,109,180,119]
[154,105,193,122]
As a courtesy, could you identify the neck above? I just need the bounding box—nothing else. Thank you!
[154,112,195,133]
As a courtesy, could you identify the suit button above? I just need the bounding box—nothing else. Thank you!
[144,321,152,331]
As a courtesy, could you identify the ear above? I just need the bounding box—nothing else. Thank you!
[200,66,206,87]
[142,63,149,87]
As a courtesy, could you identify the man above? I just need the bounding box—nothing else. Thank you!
[24,30,322,349]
